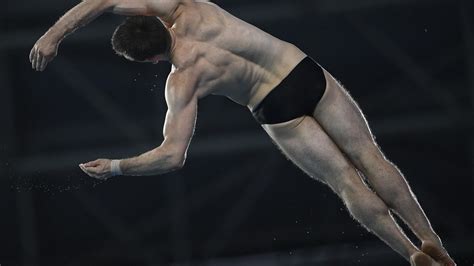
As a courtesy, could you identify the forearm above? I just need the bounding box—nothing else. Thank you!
[47,0,112,43]
[119,145,184,176]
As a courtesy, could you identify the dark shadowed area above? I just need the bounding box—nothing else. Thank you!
[1,0,473,265]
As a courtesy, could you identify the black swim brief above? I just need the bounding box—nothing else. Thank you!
[252,56,327,125]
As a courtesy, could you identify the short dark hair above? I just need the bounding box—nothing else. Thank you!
[111,16,171,61]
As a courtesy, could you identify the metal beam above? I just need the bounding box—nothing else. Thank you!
[171,239,473,266]
[89,158,258,264]
[16,192,40,266]
[136,159,259,237]
[347,15,460,112]
[314,0,446,14]
[4,0,446,20]
[0,54,16,158]
[361,46,462,113]
[12,130,270,174]
[165,173,192,263]
[71,190,162,265]
[1,0,451,51]
[12,110,471,175]
[460,0,474,190]
[52,58,152,143]
[204,155,277,257]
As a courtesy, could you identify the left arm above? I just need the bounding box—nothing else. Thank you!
[30,0,183,71]
[80,73,197,178]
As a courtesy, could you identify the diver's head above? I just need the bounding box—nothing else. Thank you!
[111,16,172,63]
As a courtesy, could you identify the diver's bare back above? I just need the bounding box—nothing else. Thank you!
[170,1,307,108]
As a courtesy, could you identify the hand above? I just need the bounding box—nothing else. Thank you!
[29,32,60,71]
[79,159,112,180]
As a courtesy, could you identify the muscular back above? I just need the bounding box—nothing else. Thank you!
[168,1,307,109]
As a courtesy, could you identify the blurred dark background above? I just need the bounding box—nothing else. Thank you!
[1,0,473,265]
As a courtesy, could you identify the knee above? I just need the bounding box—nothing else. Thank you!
[349,144,390,174]
[328,164,360,194]
[342,186,389,224]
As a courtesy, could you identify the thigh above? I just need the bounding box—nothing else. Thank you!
[313,70,380,160]
[262,116,359,193]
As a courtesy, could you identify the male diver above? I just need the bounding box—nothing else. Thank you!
[30,0,456,265]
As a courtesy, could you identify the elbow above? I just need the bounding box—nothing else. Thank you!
[158,142,187,172]
[168,152,186,171]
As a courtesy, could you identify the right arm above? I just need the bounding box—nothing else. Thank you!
[119,73,198,176]
[79,72,198,178]
[30,0,184,71]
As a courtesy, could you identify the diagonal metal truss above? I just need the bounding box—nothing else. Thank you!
[67,158,260,264]
[204,154,278,257]
[459,0,474,192]
[51,58,152,143]
[16,191,40,266]
[346,15,460,112]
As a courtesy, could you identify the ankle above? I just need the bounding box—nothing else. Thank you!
[421,239,449,257]
[421,237,442,248]
[420,232,443,246]
[410,252,435,266]
[407,248,421,260]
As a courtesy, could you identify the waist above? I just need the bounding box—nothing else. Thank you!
[248,54,307,112]
[251,56,327,125]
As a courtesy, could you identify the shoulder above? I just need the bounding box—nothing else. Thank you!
[166,68,197,88]
[165,69,198,105]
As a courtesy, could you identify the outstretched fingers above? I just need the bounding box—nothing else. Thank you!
[29,46,35,63]
[36,54,44,71]
[30,45,45,72]
[30,46,37,70]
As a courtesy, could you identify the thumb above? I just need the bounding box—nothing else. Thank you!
[82,160,100,167]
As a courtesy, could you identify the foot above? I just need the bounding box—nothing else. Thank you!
[421,241,456,266]
[410,252,439,266]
